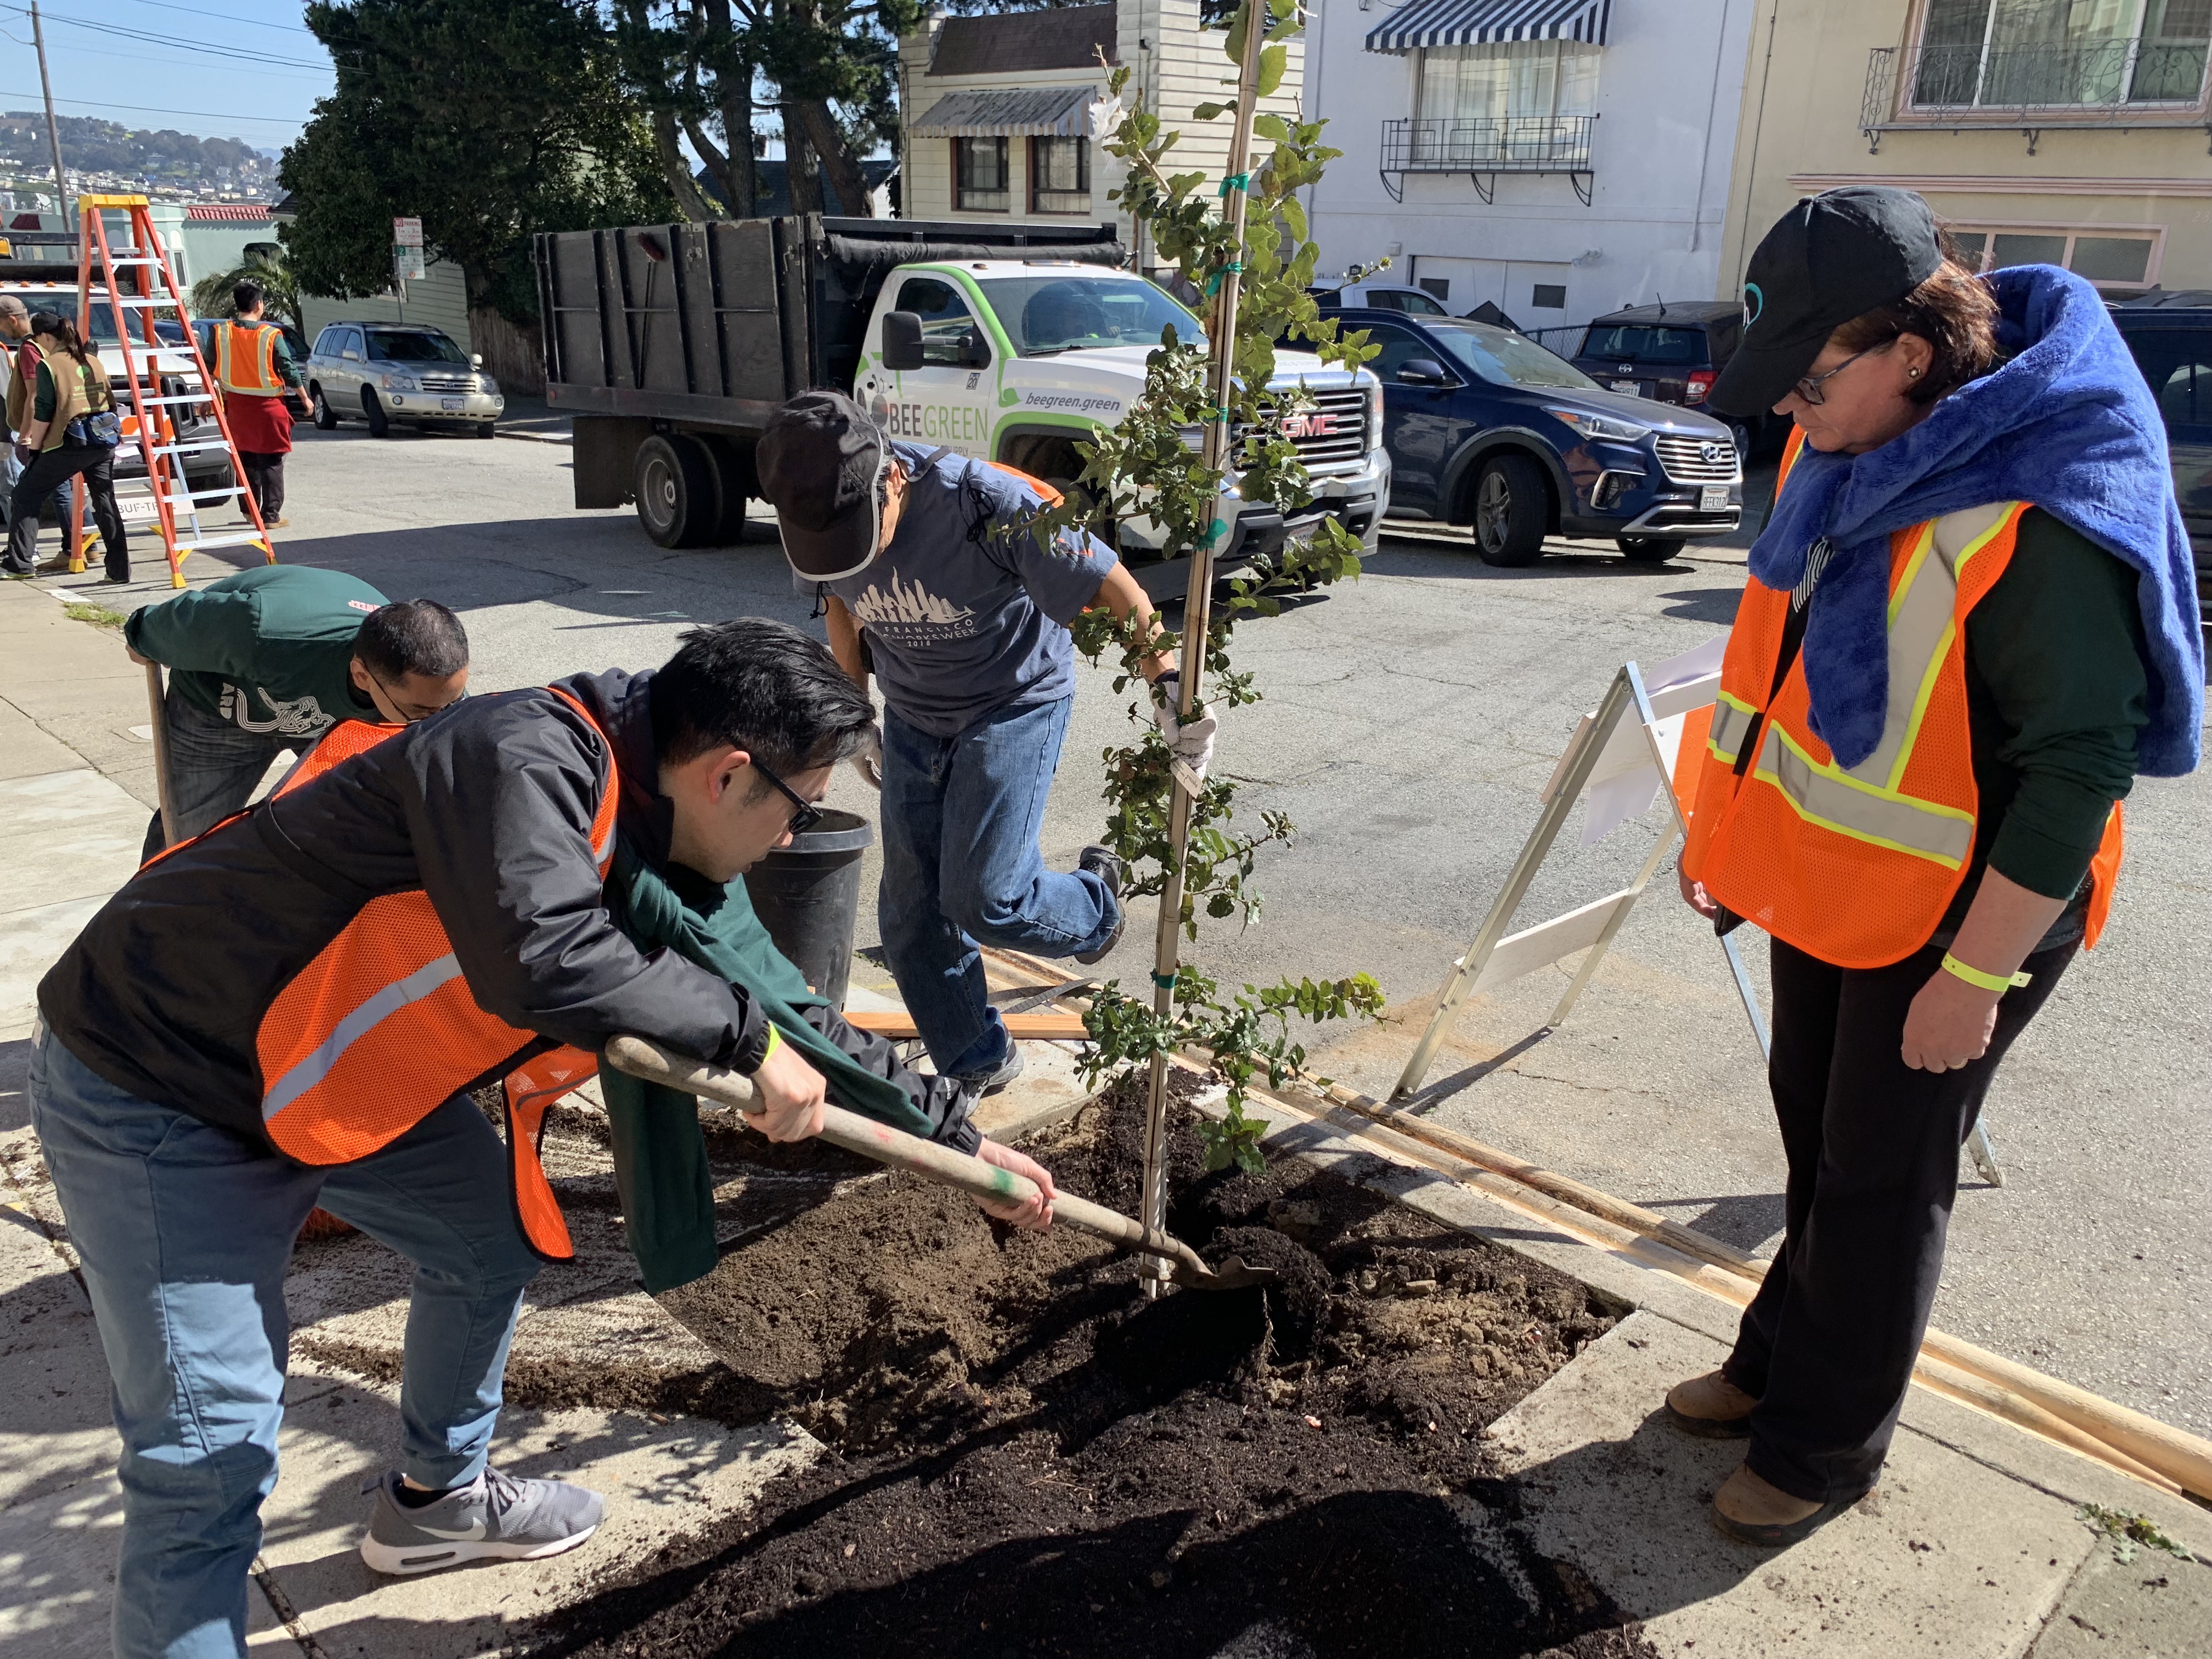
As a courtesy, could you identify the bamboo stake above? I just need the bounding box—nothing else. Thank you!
[1137,0,1273,1301]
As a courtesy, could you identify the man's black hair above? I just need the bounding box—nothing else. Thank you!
[354,599,469,681]
[651,617,874,778]
[233,280,264,315]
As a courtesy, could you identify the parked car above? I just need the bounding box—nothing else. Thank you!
[0,273,234,527]
[1313,282,1452,317]
[1568,301,1773,458]
[303,322,503,438]
[2109,290,2212,608]
[1338,308,1742,565]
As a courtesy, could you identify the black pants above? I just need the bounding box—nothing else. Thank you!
[4,444,126,578]
[1724,934,2074,1503]
[239,451,285,521]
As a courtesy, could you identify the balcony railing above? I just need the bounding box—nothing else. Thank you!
[1862,41,2211,153]
[1379,115,1598,205]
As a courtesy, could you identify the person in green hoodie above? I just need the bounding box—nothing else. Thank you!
[124,564,471,860]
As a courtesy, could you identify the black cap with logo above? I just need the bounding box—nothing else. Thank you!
[755,390,889,581]
[1708,187,1944,418]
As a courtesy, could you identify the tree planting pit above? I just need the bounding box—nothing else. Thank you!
[521,1074,1655,1659]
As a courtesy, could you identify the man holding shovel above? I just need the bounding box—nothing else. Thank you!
[32,617,1054,1658]
[757,391,1216,1095]
[126,566,470,859]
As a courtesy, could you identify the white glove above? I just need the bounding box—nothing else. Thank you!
[852,719,883,789]
[1149,671,1217,784]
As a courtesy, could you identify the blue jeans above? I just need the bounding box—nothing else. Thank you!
[878,695,1118,1077]
[140,690,296,862]
[27,1026,544,1659]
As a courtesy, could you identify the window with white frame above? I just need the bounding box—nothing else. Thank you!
[1911,0,2211,109]
[955,137,1009,212]
[1416,40,1601,126]
[1945,223,2163,292]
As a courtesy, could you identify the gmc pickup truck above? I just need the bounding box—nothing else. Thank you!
[534,215,1388,594]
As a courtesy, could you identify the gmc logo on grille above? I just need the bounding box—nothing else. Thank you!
[1280,411,1338,439]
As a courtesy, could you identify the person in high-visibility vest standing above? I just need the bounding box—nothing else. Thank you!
[1665,188,2202,1546]
[211,280,301,528]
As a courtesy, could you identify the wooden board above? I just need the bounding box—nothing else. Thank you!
[843,1010,1089,1041]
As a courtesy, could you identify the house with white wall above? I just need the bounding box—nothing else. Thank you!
[898,0,1303,269]
[1305,0,1755,329]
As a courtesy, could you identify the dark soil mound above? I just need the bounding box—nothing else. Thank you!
[522,1074,1652,1659]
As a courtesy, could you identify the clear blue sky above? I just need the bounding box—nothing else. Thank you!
[2,0,331,157]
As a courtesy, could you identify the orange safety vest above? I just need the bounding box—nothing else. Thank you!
[215,319,283,396]
[1681,431,2125,969]
[248,689,617,1259]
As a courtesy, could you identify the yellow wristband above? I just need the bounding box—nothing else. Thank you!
[1940,952,2030,993]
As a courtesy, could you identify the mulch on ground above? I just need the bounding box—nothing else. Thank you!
[519,1074,1658,1659]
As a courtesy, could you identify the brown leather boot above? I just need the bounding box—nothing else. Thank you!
[1712,1462,1859,1547]
[1663,1369,1758,1438]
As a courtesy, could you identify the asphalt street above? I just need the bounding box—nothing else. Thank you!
[112,419,2212,1442]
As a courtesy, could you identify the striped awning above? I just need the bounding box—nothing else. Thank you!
[910,86,1097,138]
[1365,0,1611,54]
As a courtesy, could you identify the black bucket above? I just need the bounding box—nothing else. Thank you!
[742,808,873,1009]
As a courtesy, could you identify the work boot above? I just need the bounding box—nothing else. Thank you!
[1074,844,1127,966]
[33,551,72,574]
[358,1466,605,1575]
[1663,1369,1758,1438]
[1711,1462,1860,1548]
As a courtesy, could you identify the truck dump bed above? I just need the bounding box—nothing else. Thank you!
[535,215,1124,425]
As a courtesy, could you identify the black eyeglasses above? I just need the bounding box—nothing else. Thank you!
[750,755,821,836]
[1791,341,1889,406]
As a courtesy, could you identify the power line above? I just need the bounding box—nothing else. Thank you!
[115,0,319,36]
[0,90,307,129]
[0,4,336,71]
[19,35,336,80]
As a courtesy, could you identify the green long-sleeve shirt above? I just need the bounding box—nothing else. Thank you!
[125,565,387,740]
[1938,507,2148,943]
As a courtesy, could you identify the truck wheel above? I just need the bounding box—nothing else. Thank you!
[362,389,390,438]
[310,384,337,431]
[1617,534,1686,563]
[634,433,717,549]
[1471,455,1548,567]
[696,435,752,546]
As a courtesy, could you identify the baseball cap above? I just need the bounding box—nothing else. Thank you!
[754,390,888,581]
[0,296,26,319]
[1708,187,1944,418]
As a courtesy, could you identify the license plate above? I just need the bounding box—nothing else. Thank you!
[117,495,159,521]
[440,396,466,411]
[1700,485,1729,512]
[1611,380,1639,396]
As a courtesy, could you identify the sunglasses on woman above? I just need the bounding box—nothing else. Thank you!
[749,754,822,836]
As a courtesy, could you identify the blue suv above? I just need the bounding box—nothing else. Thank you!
[1336,311,1743,566]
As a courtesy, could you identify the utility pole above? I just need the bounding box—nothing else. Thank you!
[30,1,71,230]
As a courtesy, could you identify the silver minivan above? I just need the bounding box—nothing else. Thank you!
[305,322,504,438]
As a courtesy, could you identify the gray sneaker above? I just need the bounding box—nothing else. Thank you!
[1074,844,1127,966]
[359,1466,606,1576]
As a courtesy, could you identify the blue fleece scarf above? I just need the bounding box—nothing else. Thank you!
[1748,264,2203,777]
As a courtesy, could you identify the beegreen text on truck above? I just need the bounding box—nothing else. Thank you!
[533,215,1389,596]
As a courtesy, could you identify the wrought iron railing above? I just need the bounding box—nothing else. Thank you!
[1379,115,1597,203]
[1863,40,2210,147]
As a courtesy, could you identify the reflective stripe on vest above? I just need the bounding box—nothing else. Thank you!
[215,321,281,396]
[1681,429,2126,967]
[255,690,617,1193]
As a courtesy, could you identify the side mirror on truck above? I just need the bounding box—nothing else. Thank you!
[881,311,925,373]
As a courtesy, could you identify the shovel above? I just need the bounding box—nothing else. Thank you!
[602,1034,1274,1292]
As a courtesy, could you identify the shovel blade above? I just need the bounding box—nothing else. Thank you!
[1171,1253,1278,1291]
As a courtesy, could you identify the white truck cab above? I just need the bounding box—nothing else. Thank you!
[853,260,1389,596]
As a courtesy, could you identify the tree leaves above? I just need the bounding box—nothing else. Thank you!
[1256,44,1287,98]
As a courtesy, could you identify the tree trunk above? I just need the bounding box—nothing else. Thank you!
[721,81,757,219]
[785,115,823,217]
[651,107,718,222]
[791,99,871,217]
[683,113,738,216]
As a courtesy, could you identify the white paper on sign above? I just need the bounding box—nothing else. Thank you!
[1576,635,1727,847]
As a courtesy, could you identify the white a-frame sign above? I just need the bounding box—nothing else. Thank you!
[1389,636,2005,1187]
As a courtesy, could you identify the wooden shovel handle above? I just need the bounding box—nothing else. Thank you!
[600,1035,1205,1277]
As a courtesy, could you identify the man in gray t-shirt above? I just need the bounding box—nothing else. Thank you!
[757,392,1214,1090]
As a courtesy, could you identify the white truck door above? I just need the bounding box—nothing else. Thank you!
[855,273,995,460]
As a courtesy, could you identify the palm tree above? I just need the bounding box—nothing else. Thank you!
[189,242,302,329]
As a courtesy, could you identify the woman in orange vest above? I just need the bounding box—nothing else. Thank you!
[211,279,301,527]
[1667,188,2200,1545]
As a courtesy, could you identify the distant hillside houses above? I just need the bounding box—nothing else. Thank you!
[0,112,276,199]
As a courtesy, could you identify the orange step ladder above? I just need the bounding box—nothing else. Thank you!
[70,195,276,588]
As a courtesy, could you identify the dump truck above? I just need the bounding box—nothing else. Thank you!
[534,214,1388,594]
